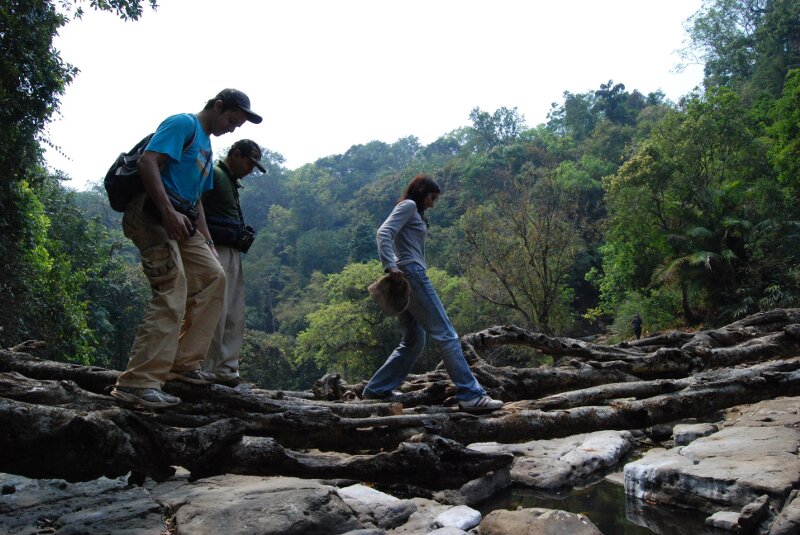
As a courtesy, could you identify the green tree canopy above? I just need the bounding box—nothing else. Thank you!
[0,0,155,356]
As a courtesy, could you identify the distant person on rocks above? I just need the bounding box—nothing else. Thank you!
[200,139,266,387]
[363,174,504,413]
[111,89,263,409]
[632,314,643,340]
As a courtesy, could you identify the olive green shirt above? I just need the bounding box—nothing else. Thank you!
[201,162,241,222]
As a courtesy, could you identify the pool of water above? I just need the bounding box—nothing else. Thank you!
[477,480,730,534]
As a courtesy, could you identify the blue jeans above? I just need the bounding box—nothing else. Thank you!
[364,262,486,401]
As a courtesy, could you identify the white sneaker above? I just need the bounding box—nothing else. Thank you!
[459,395,503,413]
[166,369,215,385]
[111,386,181,409]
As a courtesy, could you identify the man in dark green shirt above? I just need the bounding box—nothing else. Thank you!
[201,139,265,386]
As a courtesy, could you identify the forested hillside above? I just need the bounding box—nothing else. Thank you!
[2,0,798,391]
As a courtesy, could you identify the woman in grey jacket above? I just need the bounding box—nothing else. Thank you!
[363,174,503,412]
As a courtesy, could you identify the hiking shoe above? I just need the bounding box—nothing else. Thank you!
[214,375,241,387]
[458,395,503,413]
[363,389,403,400]
[166,369,215,385]
[111,386,181,409]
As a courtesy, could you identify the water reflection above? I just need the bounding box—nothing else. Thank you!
[478,480,730,534]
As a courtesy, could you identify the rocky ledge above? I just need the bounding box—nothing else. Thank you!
[625,396,800,534]
[0,470,600,535]
[3,397,800,534]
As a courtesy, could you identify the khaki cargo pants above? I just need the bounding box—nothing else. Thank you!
[116,194,225,389]
[202,244,245,381]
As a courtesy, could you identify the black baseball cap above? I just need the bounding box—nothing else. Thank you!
[215,88,263,124]
[231,139,266,173]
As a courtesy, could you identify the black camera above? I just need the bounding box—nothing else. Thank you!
[168,192,199,222]
[206,214,256,253]
[144,190,198,236]
[234,225,256,253]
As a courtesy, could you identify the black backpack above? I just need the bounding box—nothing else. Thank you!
[104,130,196,212]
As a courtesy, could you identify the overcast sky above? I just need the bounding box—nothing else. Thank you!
[46,0,705,191]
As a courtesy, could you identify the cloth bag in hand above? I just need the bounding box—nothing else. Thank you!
[368,274,411,316]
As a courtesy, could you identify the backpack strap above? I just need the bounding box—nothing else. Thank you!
[184,118,208,202]
[183,125,196,151]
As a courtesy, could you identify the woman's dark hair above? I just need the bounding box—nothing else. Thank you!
[400,174,441,215]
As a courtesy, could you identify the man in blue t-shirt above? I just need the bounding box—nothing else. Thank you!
[111,88,263,409]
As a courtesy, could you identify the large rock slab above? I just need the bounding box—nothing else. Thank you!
[479,508,602,535]
[673,422,718,446]
[625,425,800,513]
[433,504,481,531]
[469,430,634,489]
[0,472,164,535]
[387,498,469,534]
[724,397,800,429]
[433,468,511,506]
[337,483,416,529]
[151,474,363,535]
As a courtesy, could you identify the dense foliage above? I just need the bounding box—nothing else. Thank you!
[0,0,155,361]
[3,0,799,388]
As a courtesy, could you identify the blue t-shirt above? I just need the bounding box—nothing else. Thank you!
[146,113,213,203]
